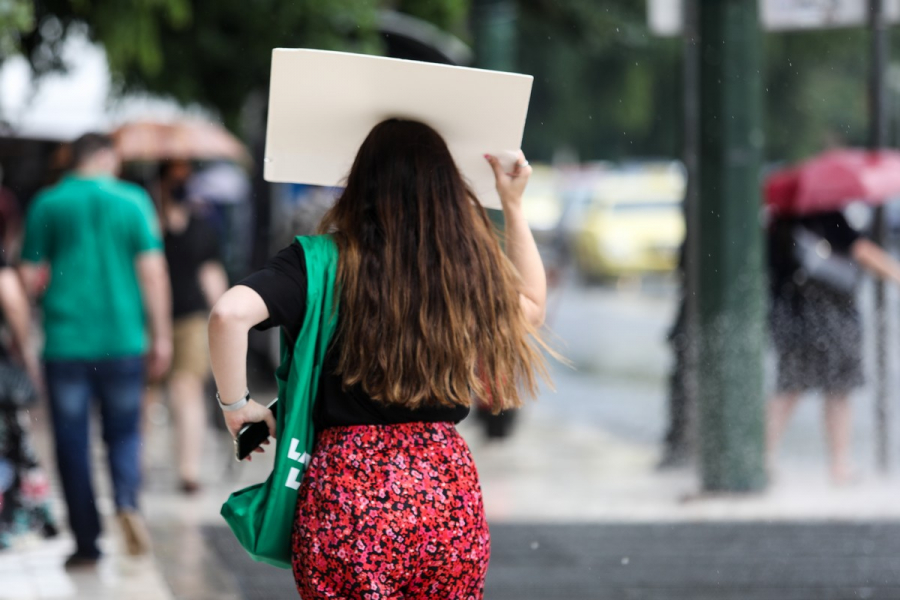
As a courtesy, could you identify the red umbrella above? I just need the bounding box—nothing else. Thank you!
[764,148,900,216]
[111,120,252,167]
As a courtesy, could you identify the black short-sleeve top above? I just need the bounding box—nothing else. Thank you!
[165,216,222,318]
[238,241,470,430]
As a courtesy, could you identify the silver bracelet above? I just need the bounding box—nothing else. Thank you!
[217,389,250,412]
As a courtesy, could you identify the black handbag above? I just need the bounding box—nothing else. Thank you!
[0,360,38,409]
[791,225,860,295]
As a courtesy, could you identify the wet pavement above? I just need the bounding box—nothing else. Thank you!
[200,519,900,600]
[10,400,900,600]
[6,278,900,598]
[484,521,900,600]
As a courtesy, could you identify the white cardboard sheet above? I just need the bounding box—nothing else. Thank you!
[264,49,534,210]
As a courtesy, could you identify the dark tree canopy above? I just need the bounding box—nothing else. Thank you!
[516,0,886,163]
[517,0,681,162]
[3,0,889,162]
[16,0,469,131]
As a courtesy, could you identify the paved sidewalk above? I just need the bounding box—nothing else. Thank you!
[472,405,900,522]
[7,278,900,598]
[6,391,900,599]
[202,520,900,600]
[0,403,175,600]
[0,535,173,600]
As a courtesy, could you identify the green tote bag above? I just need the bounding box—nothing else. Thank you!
[220,234,339,569]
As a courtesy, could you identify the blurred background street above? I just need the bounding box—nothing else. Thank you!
[6,0,900,598]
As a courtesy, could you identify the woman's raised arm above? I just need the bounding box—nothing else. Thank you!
[485,151,546,327]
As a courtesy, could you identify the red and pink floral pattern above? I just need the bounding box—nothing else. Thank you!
[292,421,490,599]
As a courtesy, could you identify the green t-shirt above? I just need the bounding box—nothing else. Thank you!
[22,174,163,360]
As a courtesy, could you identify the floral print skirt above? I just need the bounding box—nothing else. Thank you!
[292,422,490,599]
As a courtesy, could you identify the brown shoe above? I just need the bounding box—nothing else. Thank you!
[180,480,201,495]
[117,510,152,556]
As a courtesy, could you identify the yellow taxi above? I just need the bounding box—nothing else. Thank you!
[568,163,685,279]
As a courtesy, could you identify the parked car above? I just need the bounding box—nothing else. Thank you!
[569,162,685,280]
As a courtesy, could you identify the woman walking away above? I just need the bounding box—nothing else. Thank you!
[209,119,548,599]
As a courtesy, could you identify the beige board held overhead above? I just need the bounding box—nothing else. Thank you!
[264,49,534,210]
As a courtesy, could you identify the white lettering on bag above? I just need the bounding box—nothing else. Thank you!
[284,438,311,489]
[287,438,310,464]
[285,467,302,490]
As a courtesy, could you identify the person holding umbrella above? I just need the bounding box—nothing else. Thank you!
[766,149,900,485]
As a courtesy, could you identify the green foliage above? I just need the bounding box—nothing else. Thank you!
[764,29,869,161]
[21,0,190,75]
[110,0,384,128]
[517,0,879,164]
[519,0,647,54]
[517,0,681,162]
[13,0,885,163]
[20,0,392,127]
[397,0,469,37]
[19,0,470,130]
[0,0,35,57]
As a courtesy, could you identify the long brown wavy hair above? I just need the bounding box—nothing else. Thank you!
[318,119,548,412]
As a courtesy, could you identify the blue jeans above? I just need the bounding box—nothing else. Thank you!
[45,357,145,557]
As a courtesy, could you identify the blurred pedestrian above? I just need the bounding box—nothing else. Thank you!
[767,210,900,484]
[659,298,691,468]
[19,133,172,566]
[0,164,24,259]
[659,242,692,469]
[209,120,548,598]
[0,253,57,548]
[156,160,228,494]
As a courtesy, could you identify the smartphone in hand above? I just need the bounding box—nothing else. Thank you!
[233,398,278,461]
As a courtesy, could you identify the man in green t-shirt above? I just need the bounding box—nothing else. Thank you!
[21,133,172,567]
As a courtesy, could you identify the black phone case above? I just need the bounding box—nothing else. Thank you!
[234,399,278,461]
